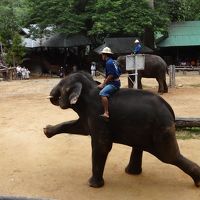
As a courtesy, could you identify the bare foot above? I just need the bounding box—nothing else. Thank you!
[99,113,109,122]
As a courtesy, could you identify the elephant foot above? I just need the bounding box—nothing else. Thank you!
[164,89,168,93]
[43,125,54,138]
[193,177,200,187]
[88,177,104,188]
[125,165,142,175]
[158,90,164,95]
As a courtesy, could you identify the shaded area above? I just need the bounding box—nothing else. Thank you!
[94,37,153,55]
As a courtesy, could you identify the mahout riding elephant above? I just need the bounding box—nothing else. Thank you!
[117,54,168,93]
[44,71,200,188]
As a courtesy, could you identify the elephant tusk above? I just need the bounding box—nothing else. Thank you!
[47,95,54,99]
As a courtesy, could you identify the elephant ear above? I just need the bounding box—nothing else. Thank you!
[68,82,82,105]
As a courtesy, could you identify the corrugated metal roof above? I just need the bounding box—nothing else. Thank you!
[22,36,47,48]
[157,21,200,47]
[43,33,91,47]
[94,37,153,54]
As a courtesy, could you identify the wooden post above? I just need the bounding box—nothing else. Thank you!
[169,65,176,88]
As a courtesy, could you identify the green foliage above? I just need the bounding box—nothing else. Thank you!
[3,33,25,66]
[89,0,154,37]
[0,0,26,66]
[184,0,200,20]
[24,0,172,39]
[26,0,87,36]
[1,0,200,65]
[11,0,200,40]
[176,127,200,140]
[155,0,200,22]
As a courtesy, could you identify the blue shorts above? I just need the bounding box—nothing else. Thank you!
[99,84,118,97]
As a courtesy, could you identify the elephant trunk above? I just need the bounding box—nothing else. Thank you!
[49,86,61,106]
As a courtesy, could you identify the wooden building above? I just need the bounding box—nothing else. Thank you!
[156,21,200,66]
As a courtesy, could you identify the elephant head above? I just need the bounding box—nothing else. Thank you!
[48,78,83,109]
[48,71,98,109]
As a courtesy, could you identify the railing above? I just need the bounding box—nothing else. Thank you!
[175,66,200,74]
[0,67,16,80]
[168,65,200,88]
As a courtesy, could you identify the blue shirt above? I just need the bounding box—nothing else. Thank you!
[133,43,142,54]
[105,58,121,88]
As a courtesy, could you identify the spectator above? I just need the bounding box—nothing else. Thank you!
[90,62,96,77]
[72,65,77,72]
[25,68,30,79]
[21,67,26,79]
[59,66,64,78]
[16,65,22,80]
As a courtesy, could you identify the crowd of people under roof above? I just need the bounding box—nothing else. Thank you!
[16,65,30,80]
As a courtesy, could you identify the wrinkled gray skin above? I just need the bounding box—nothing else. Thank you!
[117,54,168,93]
[44,71,200,188]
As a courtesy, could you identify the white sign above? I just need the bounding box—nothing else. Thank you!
[125,54,145,71]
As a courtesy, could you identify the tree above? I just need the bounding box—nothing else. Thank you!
[155,0,200,22]
[6,33,25,66]
[183,0,200,20]
[0,0,26,66]
[26,0,88,36]
[25,0,171,40]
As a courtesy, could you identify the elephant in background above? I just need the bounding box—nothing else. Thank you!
[44,71,200,188]
[117,54,168,93]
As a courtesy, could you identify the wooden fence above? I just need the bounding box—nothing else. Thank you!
[0,67,16,80]
[168,65,200,88]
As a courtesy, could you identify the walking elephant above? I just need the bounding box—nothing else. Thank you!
[117,54,168,93]
[44,71,200,188]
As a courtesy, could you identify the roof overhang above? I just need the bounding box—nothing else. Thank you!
[94,37,153,54]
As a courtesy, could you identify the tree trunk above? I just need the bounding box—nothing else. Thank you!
[143,0,155,50]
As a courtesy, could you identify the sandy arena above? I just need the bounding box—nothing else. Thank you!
[0,73,200,200]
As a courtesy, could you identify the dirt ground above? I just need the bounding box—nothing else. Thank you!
[0,72,200,200]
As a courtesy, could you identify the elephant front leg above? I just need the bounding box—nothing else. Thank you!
[137,77,143,89]
[89,137,113,188]
[125,148,143,175]
[43,119,88,138]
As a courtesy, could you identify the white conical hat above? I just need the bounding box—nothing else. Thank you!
[101,47,113,54]
[134,39,140,43]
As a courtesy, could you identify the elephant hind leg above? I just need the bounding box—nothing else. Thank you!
[156,77,164,93]
[174,154,200,187]
[137,77,142,89]
[163,78,168,93]
[153,128,200,187]
[125,148,143,175]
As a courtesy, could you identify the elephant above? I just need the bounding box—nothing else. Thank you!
[117,54,168,93]
[44,71,200,188]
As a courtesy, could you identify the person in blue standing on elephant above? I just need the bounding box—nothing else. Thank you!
[133,39,142,54]
[98,47,121,120]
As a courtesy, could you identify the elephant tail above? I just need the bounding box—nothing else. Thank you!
[160,96,175,121]
[166,65,169,75]
[166,101,175,121]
